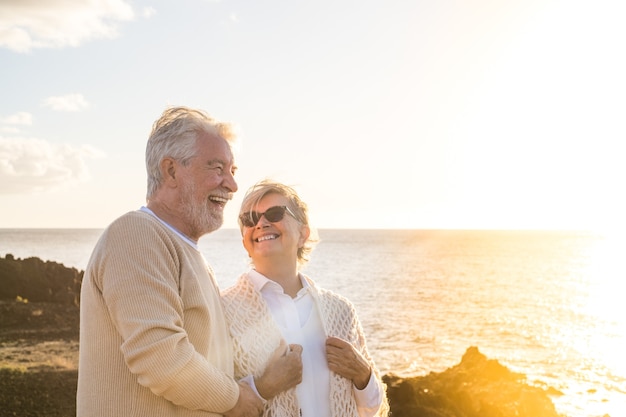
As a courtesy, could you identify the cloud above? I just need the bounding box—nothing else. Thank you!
[42,93,90,112]
[142,7,157,19]
[0,127,20,134]
[0,0,134,53]
[0,112,33,125]
[0,136,105,194]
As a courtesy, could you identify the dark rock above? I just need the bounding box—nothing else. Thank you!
[0,255,83,306]
[384,346,563,417]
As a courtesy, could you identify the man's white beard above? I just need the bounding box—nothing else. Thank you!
[181,181,223,238]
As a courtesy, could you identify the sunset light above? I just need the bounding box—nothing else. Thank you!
[1,2,625,416]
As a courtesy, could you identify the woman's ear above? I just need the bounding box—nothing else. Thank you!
[298,225,311,248]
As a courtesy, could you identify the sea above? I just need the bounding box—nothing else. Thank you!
[1,228,624,417]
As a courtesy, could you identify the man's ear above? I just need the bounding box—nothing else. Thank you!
[161,157,177,185]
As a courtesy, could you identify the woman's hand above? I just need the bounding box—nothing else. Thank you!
[255,339,303,399]
[325,336,371,389]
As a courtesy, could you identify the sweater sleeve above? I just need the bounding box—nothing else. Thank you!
[95,214,239,412]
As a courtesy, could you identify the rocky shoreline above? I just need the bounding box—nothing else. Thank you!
[383,346,564,417]
[1,255,568,416]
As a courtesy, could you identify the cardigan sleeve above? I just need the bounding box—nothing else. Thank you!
[316,285,389,417]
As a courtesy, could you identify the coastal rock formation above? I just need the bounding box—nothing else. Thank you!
[0,255,82,306]
[384,346,563,417]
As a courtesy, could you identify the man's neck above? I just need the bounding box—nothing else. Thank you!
[144,202,199,244]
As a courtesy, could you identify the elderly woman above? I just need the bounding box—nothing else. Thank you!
[221,179,389,417]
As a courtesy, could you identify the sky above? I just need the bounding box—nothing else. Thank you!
[1,0,625,231]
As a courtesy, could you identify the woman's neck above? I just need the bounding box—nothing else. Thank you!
[255,259,301,298]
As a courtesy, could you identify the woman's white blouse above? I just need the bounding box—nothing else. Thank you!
[248,270,383,417]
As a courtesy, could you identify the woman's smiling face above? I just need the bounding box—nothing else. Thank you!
[241,192,308,264]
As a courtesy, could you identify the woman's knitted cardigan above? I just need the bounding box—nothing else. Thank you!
[221,273,389,417]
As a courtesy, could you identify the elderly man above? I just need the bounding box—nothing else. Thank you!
[77,107,301,417]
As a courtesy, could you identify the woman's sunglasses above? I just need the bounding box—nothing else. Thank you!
[239,205,298,227]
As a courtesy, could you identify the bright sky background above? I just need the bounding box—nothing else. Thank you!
[1,0,624,231]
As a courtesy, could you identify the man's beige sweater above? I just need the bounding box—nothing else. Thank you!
[77,210,239,416]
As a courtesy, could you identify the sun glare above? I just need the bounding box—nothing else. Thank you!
[580,233,626,373]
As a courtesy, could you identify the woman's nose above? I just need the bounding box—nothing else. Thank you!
[256,215,271,228]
